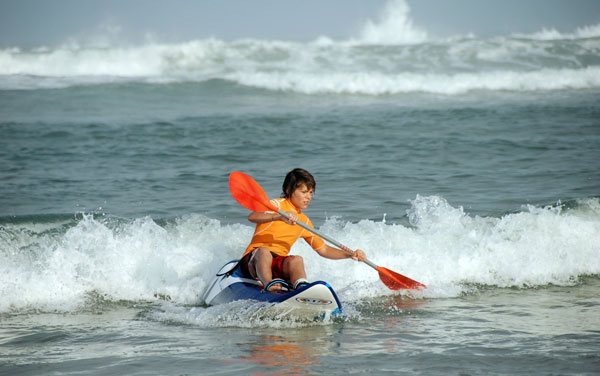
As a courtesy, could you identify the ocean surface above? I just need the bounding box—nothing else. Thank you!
[1,3,600,375]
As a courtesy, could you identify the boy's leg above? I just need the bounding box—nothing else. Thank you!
[282,255,307,286]
[249,247,274,286]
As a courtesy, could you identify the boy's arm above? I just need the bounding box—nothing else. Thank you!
[316,245,366,261]
[248,211,298,225]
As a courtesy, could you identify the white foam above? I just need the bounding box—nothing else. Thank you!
[1,1,599,94]
[148,300,337,329]
[1,36,598,94]
[514,23,600,40]
[227,66,600,95]
[1,198,599,314]
[0,214,249,313]
[1,0,599,94]
[354,0,428,45]
[287,196,600,300]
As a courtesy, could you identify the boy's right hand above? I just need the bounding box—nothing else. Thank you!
[282,211,298,225]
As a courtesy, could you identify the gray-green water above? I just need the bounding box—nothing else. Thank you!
[1,13,599,375]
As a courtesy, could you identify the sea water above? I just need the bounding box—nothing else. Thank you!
[1,2,599,375]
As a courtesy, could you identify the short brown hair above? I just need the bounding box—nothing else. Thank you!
[282,168,316,198]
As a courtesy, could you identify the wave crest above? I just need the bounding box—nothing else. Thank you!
[1,197,599,313]
[1,1,599,94]
[356,0,428,45]
[514,23,600,40]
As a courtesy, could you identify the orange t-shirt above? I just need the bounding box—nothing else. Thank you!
[243,197,326,257]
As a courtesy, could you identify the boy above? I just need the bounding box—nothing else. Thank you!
[239,168,366,291]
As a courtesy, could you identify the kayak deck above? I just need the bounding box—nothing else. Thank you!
[202,260,342,319]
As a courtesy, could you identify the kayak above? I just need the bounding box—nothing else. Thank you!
[202,260,343,320]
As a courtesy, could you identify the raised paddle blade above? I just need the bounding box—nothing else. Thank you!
[377,266,426,290]
[229,171,278,212]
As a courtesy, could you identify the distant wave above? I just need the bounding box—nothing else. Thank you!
[354,0,428,45]
[1,36,598,94]
[1,0,599,94]
[513,23,600,40]
[227,66,600,95]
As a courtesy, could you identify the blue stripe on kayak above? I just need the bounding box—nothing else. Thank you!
[209,264,342,313]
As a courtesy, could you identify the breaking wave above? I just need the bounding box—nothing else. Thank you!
[1,197,599,314]
[1,1,599,94]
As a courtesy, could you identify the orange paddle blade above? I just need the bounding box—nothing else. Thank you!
[229,171,277,212]
[377,266,426,290]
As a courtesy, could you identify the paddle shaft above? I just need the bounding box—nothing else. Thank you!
[229,171,425,289]
[277,209,379,270]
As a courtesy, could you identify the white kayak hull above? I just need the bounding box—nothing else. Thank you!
[202,260,342,320]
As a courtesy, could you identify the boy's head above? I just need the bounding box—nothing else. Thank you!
[282,168,316,198]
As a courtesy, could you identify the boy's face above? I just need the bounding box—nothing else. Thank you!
[290,183,313,210]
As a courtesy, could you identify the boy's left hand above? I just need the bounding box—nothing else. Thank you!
[352,249,367,262]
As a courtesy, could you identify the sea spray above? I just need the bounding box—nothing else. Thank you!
[0,214,249,313]
[402,196,600,290]
[302,196,600,299]
[356,0,428,45]
[1,198,599,313]
[1,0,598,93]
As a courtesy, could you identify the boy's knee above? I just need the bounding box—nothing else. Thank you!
[255,248,272,259]
[288,255,304,266]
[250,248,273,269]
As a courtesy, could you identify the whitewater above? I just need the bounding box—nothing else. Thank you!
[1,197,599,315]
[1,14,600,94]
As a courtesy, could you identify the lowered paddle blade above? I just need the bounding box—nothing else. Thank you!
[377,266,426,290]
[229,171,277,212]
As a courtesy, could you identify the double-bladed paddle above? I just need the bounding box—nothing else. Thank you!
[229,171,426,290]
